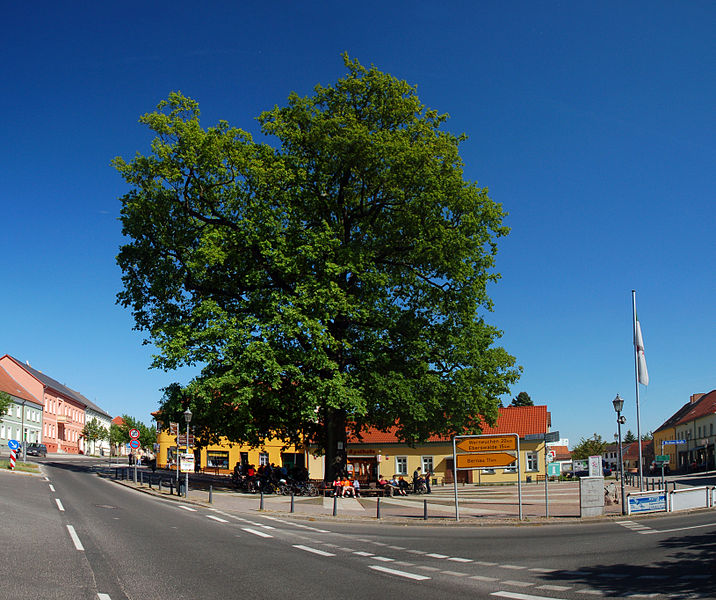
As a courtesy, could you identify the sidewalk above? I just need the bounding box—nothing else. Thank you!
[103,467,639,524]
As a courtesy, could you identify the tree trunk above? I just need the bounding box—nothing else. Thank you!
[323,408,348,482]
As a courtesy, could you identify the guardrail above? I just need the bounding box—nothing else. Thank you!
[627,485,715,514]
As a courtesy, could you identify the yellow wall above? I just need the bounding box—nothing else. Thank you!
[156,430,304,473]
[652,427,677,470]
[309,440,546,484]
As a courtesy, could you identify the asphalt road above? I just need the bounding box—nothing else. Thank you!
[3,457,715,600]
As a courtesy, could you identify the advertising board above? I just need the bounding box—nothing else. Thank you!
[627,491,667,514]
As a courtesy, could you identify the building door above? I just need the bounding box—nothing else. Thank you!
[444,459,472,484]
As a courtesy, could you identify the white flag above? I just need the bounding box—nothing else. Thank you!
[635,320,649,386]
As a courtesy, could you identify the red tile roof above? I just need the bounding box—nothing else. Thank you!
[674,390,716,426]
[0,365,41,405]
[549,445,571,460]
[348,405,551,444]
[111,416,125,426]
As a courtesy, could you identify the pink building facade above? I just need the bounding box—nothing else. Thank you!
[0,355,86,454]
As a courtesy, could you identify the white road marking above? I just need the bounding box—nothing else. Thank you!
[56,498,65,512]
[426,553,448,559]
[67,525,84,551]
[475,561,499,566]
[575,590,604,596]
[49,484,55,492]
[417,566,440,572]
[448,557,473,563]
[370,565,431,581]
[242,527,273,538]
[387,545,406,550]
[642,522,716,535]
[441,570,468,577]
[529,568,556,573]
[293,544,335,557]
[354,551,375,556]
[97,594,112,600]
[371,556,395,562]
[491,592,561,600]
[536,585,572,591]
[501,564,527,570]
[179,505,197,511]
[502,581,534,588]
[207,515,229,523]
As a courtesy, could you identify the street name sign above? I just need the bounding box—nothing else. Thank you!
[662,440,686,445]
[176,434,195,446]
[456,436,517,452]
[456,452,517,468]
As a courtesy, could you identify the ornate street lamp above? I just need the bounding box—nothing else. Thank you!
[613,394,627,515]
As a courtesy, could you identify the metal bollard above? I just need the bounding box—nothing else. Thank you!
[149,475,152,489]
[170,480,174,495]
[115,468,118,479]
[260,491,265,511]
[209,485,213,504]
[376,496,381,519]
[134,465,137,483]
[290,492,295,513]
[423,498,428,520]
[185,473,189,498]
[159,479,162,493]
[140,471,144,485]
[333,494,338,517]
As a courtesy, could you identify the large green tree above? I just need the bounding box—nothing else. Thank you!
[81,418,109,455]
[115,56,519,480]
[571,434,608,460]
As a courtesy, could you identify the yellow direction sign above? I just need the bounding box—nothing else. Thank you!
[456,436,517,453]
[456,453,517,469]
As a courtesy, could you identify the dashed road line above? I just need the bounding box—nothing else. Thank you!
[441,570,468,577]
[207,515,229,523]
[475,561,499,567]
[417,566,441,572]
[500,564,527,570]
[490,591,558,600]
[503,580,534,588]
[369,565,431,581]
[471,575,499,582]
[56,498,65,512]
[536,585,571,592]
[49,484,55,492]
[293,544,335,557]
[448,557,473,563]
[371,556,395,562]
[67,525,84,551]
[529,568,556,573]
[179,505,197,511]
[575,589,603,596]
[242,527,273,538]
[426,553,449,559]
[97,594,112,600]
[354,551,374,557]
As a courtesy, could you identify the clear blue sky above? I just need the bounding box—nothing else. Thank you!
[2,2,713,447]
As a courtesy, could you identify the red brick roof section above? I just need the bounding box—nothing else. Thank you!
[550,445,571,460]
[111,416,125,426]
[674,390,716,426]
[348,405,552,444]
[0,365,41,404]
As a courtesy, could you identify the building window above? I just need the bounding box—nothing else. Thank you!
[421,456,434,474]
[259,452,269,466]
[395,456,407,475]
[481,468,495,474]
[527,452,539,471]
[206,451,229,469]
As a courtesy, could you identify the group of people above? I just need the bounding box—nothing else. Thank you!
[332,475,361,497]
[376,467,432,496]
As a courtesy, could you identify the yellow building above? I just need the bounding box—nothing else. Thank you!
[308,405,552,484]
[156,428,306,475]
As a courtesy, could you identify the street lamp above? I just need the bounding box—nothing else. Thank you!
[612,394,627,515]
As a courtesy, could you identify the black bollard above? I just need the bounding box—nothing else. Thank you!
[159,479,162,493]
[333,494,338,517]
[209,485,213,504]
[115,468,118,480]
[149,475,152,489]
[290,491,295,513]
[376,496,381,519]
[170,480,174,495]
[260,490,265,511]
[140,471,144,485]
[423,498,428,520]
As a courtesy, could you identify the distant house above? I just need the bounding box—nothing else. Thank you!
[621,440,654,473]
[653,391,716,472]
[548,444,572,473]
[0,355,110,454]
[71,389,112,456]
[0,363,43,452]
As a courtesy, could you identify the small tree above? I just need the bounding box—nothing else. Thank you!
[510,392,533,407]
[0,392,12,423]
[623,430,637,443]
[571,433,608,460]
[81,418,108,455]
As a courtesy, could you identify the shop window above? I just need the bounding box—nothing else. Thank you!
[395,456,407,475]
[206,451,229,469]
[527,452,538,471]
[481,468,495,474]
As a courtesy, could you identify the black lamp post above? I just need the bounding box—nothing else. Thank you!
[613,394,627,515]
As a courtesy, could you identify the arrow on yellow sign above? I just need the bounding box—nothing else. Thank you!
[456,453,517,469]
[456,436,517,453]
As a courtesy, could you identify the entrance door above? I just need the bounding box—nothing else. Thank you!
[444,459,472,484]
[347,458,377,483]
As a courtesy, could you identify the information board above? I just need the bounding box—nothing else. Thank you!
[627,491,667,514]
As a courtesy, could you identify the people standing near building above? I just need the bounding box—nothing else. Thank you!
[424,469,432,493]
[413,466,422,492]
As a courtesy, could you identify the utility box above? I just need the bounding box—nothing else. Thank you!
[579,476,604,517]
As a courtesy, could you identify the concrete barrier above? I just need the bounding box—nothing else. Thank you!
[669,486,710,512]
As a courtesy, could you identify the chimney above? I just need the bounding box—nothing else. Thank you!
[690,393,705,404]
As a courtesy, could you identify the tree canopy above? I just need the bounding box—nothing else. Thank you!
[110,415,156,452]
[0,392,12,422]
[115,55,519,479]
[571,434,608,460]
[510,391,533,407]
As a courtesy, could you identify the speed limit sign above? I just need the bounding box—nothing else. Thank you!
[129,428,140,439]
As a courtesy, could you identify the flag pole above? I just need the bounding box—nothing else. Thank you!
[632,290,644,491]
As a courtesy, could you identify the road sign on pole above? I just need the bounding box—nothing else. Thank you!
[456,453,517,468]
[456,436,517,452]
[129,428,140,439]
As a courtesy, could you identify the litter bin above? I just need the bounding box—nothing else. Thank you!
[526,476,532,483]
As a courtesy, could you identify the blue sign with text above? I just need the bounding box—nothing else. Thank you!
[662,440,686,445]
[628,491,667,514]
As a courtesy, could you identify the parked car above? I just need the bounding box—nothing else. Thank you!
[26,443,47,457]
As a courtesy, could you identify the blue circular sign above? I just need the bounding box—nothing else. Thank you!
[8,439,19,451]
[129,439,141,449]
